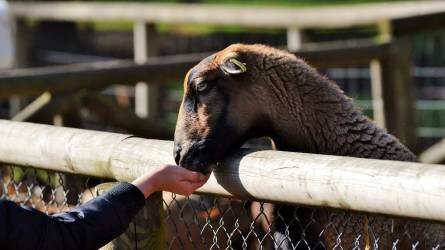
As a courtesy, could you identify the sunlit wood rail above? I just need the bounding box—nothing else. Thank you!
[0,119,444,222]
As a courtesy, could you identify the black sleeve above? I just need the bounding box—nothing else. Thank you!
[0,182,145,250]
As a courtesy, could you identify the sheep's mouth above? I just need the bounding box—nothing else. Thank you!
[181,160,216,175]
[175,128,249,174]
[177,143,224,174]
[177,139,240,174]
[179,155,217,174]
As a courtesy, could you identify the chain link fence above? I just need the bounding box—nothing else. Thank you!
[2,164,445,250]
[163,193,445,250]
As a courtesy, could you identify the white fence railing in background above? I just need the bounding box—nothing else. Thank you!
[0,119,444,223]
[8,1,445,29]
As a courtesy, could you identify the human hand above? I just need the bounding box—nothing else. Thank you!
[132,165,209,198]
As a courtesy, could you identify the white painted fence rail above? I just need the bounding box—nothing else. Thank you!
[1,119,445,222]
[9,1,445,29]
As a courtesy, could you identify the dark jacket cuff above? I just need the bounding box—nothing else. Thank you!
[104,182,146,222]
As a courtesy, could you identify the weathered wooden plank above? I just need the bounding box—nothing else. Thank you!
[392,11,445,36]
[379,39,416,149]
[297,40,390,68]
[8,1,445,30]
[11,92,51,121]
[369,60,386,128]
[134,22,160,119]
[0,53,206,97]
[0,120,445,222]
[286,28,304,52]
[0,42,390,97]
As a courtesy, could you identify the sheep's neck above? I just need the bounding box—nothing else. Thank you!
[268,72,416,161]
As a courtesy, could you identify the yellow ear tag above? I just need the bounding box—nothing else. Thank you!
[229,58,247,73]
[221,57,247,75]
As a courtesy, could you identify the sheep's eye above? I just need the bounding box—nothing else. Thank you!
[196,81,212,95]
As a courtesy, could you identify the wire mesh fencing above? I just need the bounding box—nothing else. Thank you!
[2,164,445,250]
[163,193,445,250]
[0,165,78,214]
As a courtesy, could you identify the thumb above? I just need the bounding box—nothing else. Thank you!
[186,171,206,182]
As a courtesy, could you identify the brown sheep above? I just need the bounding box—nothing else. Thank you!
[174,44,444,249]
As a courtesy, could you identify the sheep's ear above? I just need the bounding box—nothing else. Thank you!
[221,58,247,75]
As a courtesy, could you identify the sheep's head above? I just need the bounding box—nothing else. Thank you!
[174,44,281,173]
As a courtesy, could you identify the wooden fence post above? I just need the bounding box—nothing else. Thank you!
[13,18,29,68]
[286,27,306,52]
[9,18,29,118]
[131,20,166,250]
[379,38,417,150]
[369,59,386,128]
[94,183,165,250]
[134,21,160,119]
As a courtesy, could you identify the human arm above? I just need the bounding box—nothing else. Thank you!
[0,165,207,250]
[0,182,144,250]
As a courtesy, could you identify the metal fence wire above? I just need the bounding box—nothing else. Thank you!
[2,164,445,250]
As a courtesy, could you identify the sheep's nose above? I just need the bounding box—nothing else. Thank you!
[174,144,182,165]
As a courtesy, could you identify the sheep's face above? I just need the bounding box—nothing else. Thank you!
[174,45,266,173]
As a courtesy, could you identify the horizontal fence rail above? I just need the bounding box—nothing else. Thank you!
[0,41,390,97]
[9,1,445,32]
[0,53,207,98]
[0,119,445,223]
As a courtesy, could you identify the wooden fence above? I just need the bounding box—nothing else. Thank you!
[0,119,444,223]
[8,1,445,146]
[2,2,445,247]
[0,40,415,146]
